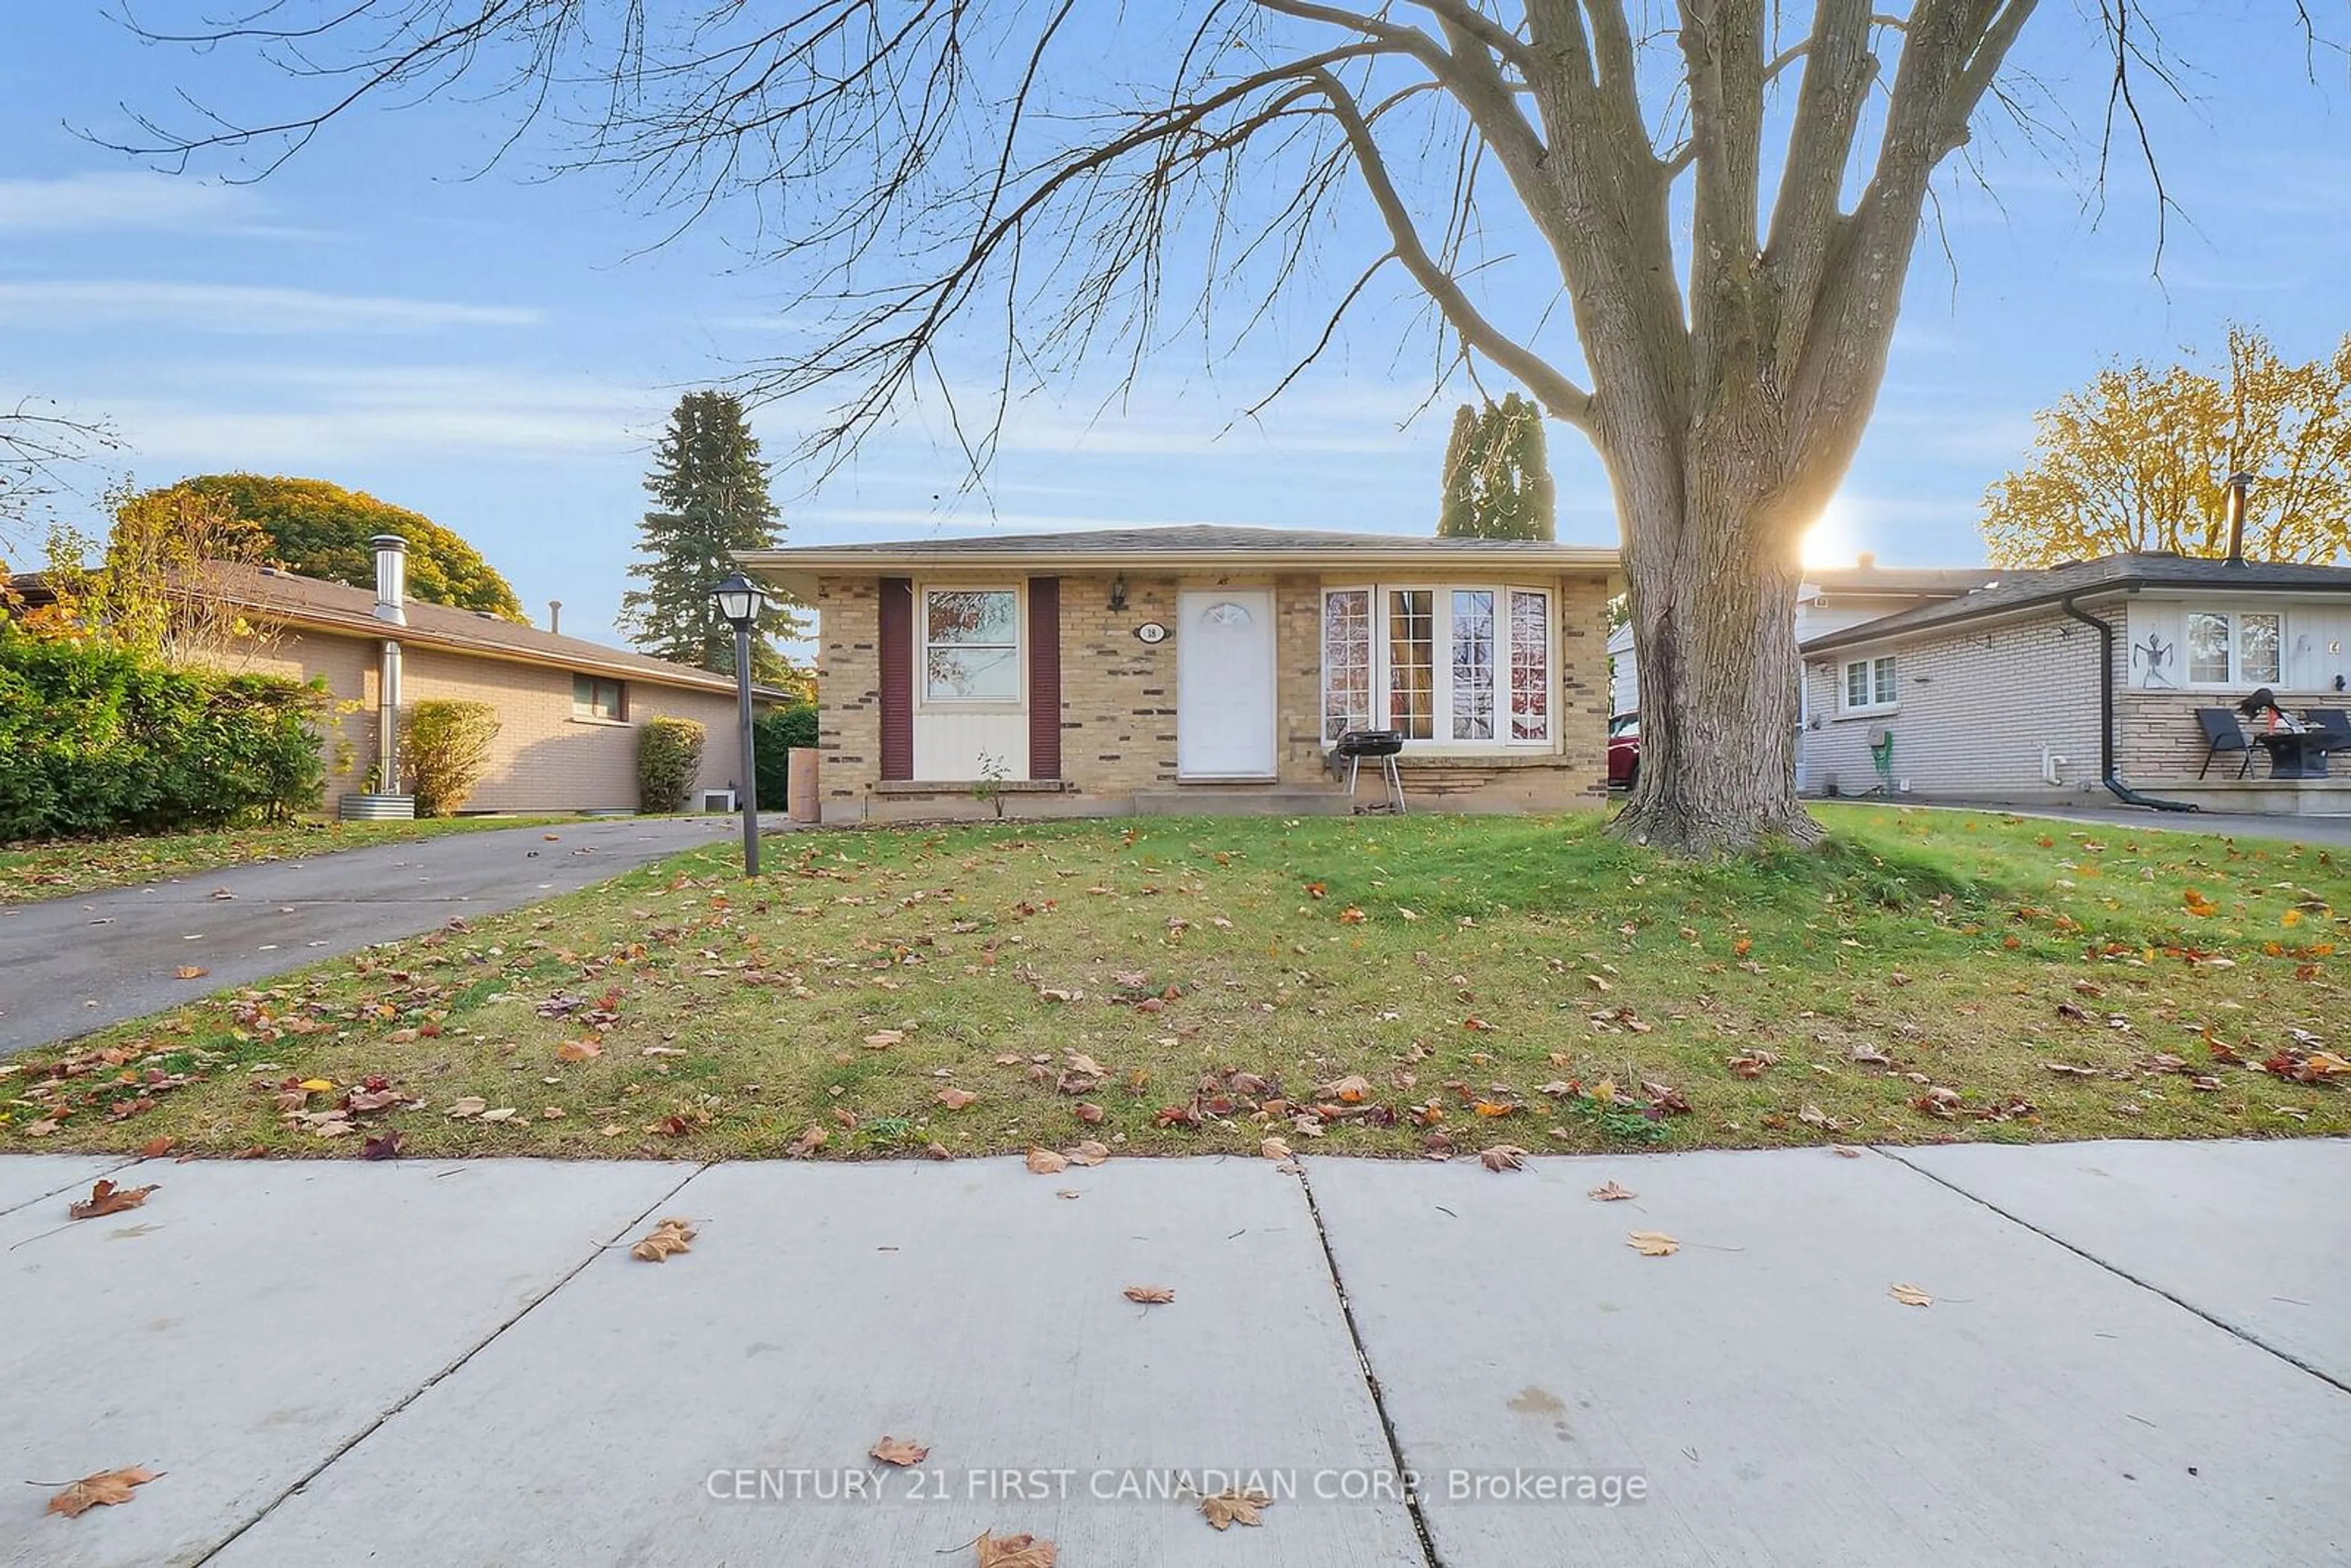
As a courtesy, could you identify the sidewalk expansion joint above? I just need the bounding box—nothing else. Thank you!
[1293,1159,1447,1568]
[190,1161,713,1565]
[1877,1147,2351,1398]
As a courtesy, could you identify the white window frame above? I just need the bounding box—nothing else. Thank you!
[1320,583,1554,751]
[2183,606,2286,690]
[1838,653,1898,716]
[917,583,1024,709]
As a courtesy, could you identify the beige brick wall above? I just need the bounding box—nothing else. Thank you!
[815,568,1611,819]
[1800,609,2105,799]
[228,625,743,814]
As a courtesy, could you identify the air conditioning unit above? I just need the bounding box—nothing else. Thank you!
[700,789,738,813]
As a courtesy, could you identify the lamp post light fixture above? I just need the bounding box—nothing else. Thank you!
[712,571,765,877]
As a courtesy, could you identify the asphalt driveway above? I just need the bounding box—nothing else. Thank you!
[0,816,769,1056]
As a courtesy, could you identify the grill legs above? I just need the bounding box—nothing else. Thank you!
[1343,752,1406,814]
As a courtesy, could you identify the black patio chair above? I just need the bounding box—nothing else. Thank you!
[2197,707,2254,779]
[2303,709,2351,749]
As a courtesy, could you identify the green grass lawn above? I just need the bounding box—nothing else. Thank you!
[0,815,570,905]
[4,805,2344,1162]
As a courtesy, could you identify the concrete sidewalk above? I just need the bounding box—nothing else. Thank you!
[3,1140,2345,1566]
[0,816,775,1056]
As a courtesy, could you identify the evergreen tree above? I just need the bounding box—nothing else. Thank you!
[1435,394,1556,541]
[618,392,808,686]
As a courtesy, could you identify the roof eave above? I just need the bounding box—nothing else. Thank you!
[738,543,1621,601]
[249,602,748,697]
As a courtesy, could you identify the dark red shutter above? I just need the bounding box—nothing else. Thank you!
[878,577,913,781]
[1027,576,1061,781]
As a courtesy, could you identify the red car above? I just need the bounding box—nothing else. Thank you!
[1608,713,1640,788]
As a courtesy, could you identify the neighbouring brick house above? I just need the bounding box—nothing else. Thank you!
[740,525,1620,822]
[1798,553,2351,815]
[196,544,773,814]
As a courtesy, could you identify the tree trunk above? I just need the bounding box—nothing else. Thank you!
[1608,429,1822,855]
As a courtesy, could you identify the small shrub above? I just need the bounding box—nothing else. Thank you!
[404,700,500,817]
[637,716,707,813]
[752,702,817,808]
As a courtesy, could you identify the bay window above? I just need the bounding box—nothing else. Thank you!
[1322,585,1551,747]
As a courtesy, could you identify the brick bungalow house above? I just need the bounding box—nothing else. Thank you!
[739,525,1620,822]
[1798,552,2351,814]
[204,541,771,814]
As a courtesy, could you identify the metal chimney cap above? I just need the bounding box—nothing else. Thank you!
[370,533,409,552]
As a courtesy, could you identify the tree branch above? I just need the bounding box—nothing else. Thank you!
[1309,65,1595,430]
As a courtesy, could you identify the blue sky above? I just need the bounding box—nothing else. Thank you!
[3,4,2346,648]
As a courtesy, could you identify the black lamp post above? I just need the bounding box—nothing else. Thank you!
[712,571,764,877]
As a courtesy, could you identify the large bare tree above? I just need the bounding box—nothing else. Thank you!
[104,1,2281,850]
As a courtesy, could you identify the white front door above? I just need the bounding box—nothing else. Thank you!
[1177,589,1277,779]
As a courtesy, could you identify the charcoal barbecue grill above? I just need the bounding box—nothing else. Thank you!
[1330,729,1407,814]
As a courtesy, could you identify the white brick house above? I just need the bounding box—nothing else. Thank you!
[1798,553,2351,814]
[1607,557,2016,789]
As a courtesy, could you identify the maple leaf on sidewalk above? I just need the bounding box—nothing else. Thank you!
[69,1180,157,1221]
[47,1466,161,1518]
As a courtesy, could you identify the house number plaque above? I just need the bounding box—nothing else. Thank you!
[1134,622,1169,644]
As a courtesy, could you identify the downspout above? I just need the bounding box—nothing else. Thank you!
[2059,595,2199,812]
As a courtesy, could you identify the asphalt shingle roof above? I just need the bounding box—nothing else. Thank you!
[206,563,767,696]
[1799,553,2351,654]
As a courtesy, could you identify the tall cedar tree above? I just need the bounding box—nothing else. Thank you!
[620,392,806,686]
[1438,394,1556,541]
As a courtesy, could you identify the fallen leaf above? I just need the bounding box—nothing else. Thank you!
[1831,1145,1863,1159]
[444,1096,489,1119]
[975,1531,1057,1567]
[174,966,208,981]
[1627,1230,1679,1257]
[1123,1284,1176,1304]
[863,1030,906,1049]
[1479,1144,1529,1172]
[69,1180,159,1220]
[1073,1101,1105,1124]
[556,1039,602,1062]
[137,1135,176,1159]
[936,1087,978,1110]
[1338,906,1368,925]
[1066,1139,1111,1167]
[1026,1147,1069,1175]
[47,1466,160,1518]
[631,1216,697,1261]
[1889,1283,1934,1307]
[869,1436,929,1467]
[361,1128,404,1160]
[1261,1136,1294,1161]
[1200,1487,1273,1530]
[1588,1181,1635,1201]
[785,1123,828,1158]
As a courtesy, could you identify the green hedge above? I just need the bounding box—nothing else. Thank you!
[637,716,708,814]
[0,630,324,840]
[753,702,817,809]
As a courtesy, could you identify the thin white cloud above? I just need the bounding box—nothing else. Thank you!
[0,171,316,238]
[97,364,661,465]
[0,281,542,334]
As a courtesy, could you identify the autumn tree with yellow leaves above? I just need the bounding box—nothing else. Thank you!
[1982,328,2351,569]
